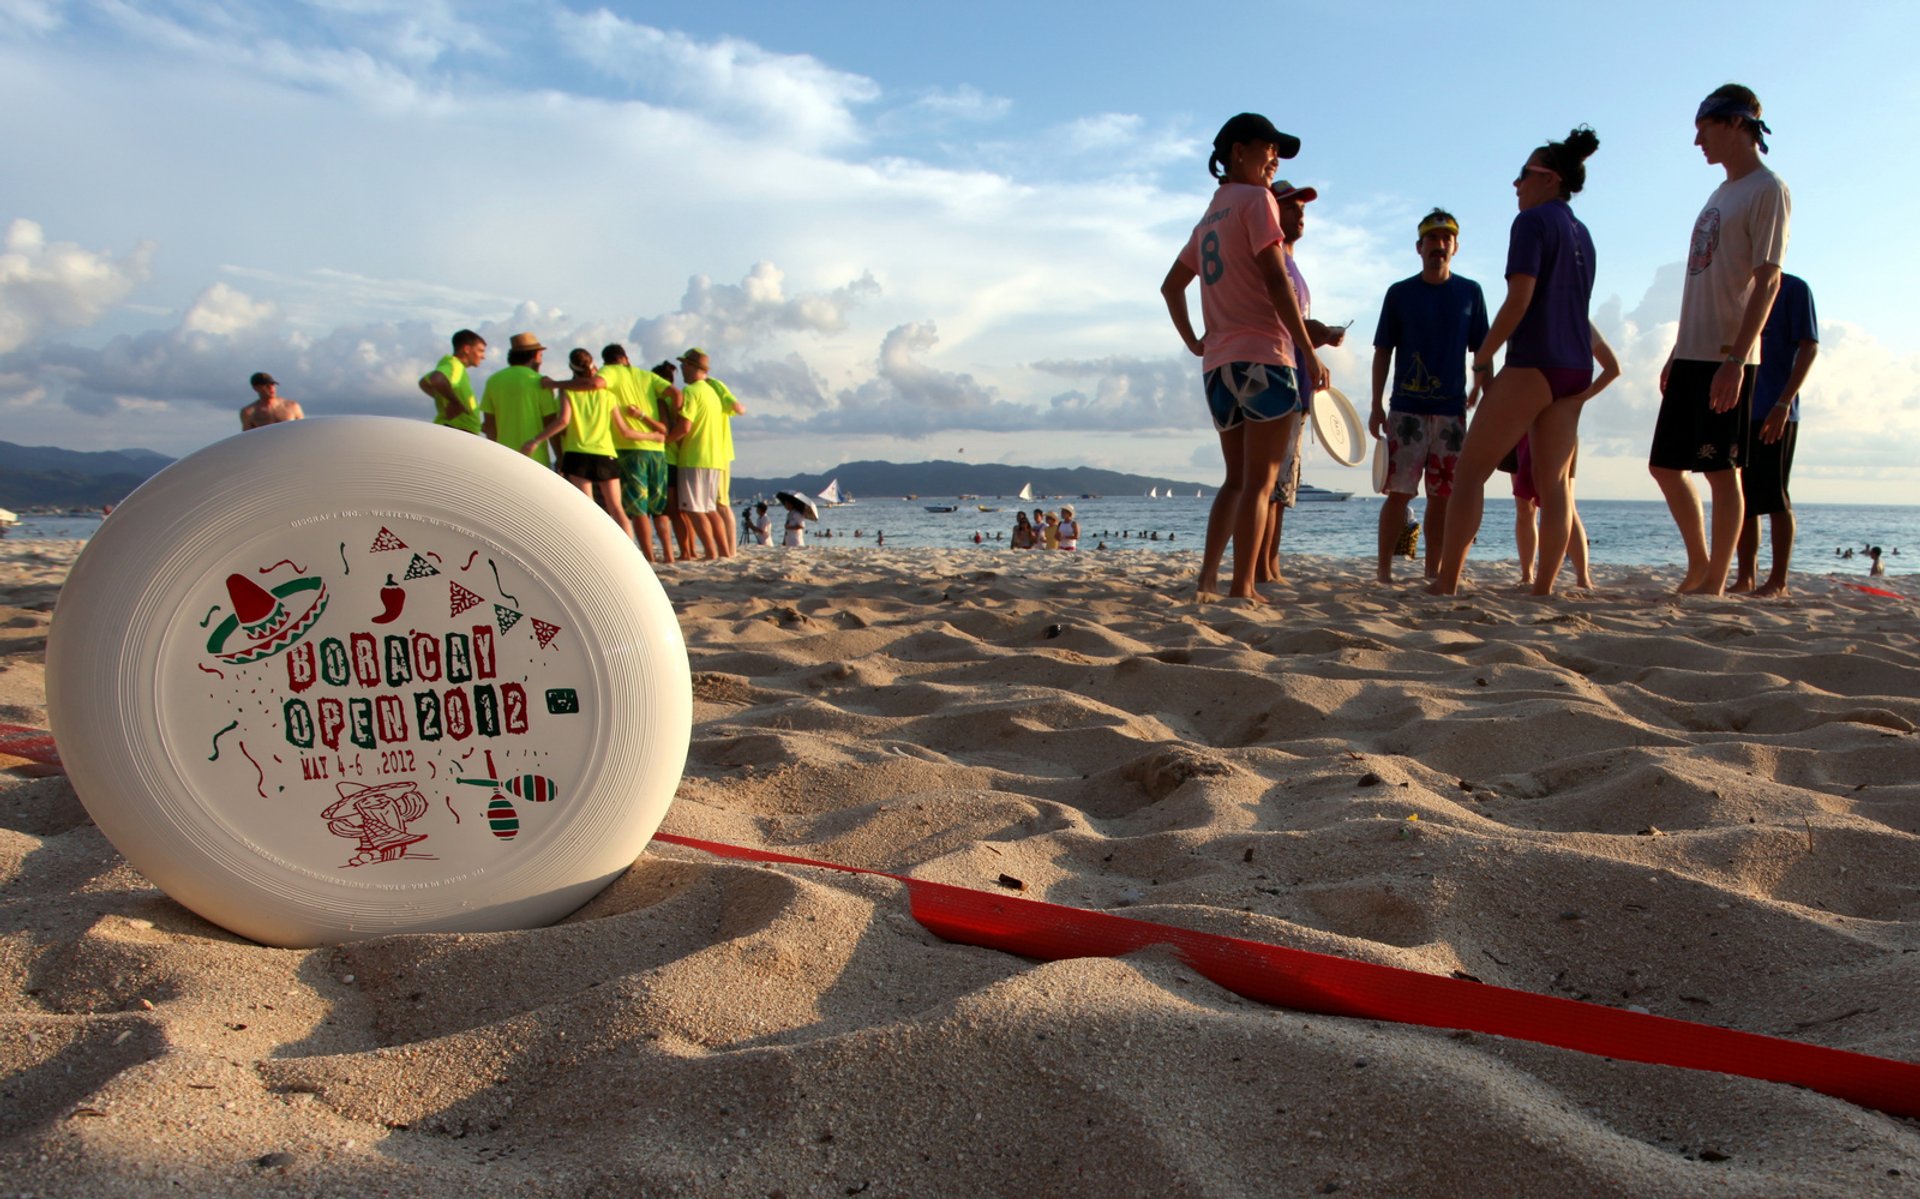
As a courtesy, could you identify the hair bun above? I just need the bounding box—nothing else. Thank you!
[1563,125,1600,162]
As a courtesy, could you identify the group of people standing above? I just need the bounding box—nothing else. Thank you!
[415,335,746,564]
[1166,83,1811,600]
[1011,506,1080,551]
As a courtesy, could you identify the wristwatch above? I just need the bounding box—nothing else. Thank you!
[1723,353,1744,365]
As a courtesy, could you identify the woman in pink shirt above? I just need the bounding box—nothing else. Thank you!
[1161,113,1326,602]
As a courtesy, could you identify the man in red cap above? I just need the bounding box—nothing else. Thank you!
[240,371,304,429]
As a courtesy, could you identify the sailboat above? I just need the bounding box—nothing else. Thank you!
[1017,482,1034,502]
[1148,486,1160,498]
[816,478,853,507]
[1194,489,1202,498]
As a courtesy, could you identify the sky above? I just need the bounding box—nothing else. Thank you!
[3,0,1917,501]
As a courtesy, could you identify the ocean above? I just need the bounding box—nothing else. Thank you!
[9,499,1913,577]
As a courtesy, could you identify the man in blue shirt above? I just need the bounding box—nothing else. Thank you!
[1733,272,1817,596]
[1369,209,1490,583]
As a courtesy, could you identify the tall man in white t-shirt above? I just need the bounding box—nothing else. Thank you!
[1649,83,1789,596]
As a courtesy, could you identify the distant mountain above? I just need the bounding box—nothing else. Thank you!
[0,440,175,509]
[733,460,1213,500]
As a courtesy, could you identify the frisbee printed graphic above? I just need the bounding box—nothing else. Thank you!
[171,514,587,879]
[205,572,330,665]
[46,418,691,947]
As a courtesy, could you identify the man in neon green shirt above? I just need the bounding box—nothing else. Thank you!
[698,357,748,555]
[480,333,561,468]
[600,344,677,563]
[419,329,487,433]
[673,348,733,560]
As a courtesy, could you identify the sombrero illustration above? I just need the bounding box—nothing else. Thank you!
[205,571,330,664]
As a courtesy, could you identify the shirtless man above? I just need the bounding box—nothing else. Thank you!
[240,372,304,429]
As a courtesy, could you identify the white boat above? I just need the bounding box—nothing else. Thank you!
[1297,483,1353,502]
[817,478,853,506]
[1148,487,1160,498]
[0,507,16,536]
[1016,482,1034,501]
[1194,489,1202,498]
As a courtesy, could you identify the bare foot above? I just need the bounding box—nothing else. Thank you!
[1675,566,1710,594]
[1728,577,1755,594]
[1227,587,1270,606]
[1427,578,1459,596]
[1195,586,1222,603]
[1753,581,1790,597]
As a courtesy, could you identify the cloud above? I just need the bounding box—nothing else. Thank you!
[750,322,1038,439]
[626,262,880,363]
[1030,356,1194,431]
[0,218,153,353]
[554,10,879,149]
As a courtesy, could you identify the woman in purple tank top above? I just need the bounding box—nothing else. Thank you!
[1432,126,1610,597]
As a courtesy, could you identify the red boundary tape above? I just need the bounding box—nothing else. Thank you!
[6,724,1916,1118]
[650,835,1920,1120]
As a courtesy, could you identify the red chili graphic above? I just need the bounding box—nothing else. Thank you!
[257,559,307,575]
[370,574,406,624]
[460,551,480,571]
[197,663,226,679]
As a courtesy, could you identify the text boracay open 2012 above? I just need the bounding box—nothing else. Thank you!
[278,625,532,750]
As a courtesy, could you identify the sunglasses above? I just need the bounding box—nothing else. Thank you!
[1514,164,1561,187]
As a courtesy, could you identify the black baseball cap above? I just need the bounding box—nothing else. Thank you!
[249,371,277,387]
[1213,113,1300,160]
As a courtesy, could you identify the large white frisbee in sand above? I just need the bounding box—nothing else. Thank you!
[1310,387,1366,467]
[46,417,691,947]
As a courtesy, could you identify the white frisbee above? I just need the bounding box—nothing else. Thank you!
[1310,386,1367,467]
[1371,437,1391,494]
[46,417,691,947]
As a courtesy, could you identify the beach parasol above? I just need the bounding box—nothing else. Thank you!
[776,491,820,521]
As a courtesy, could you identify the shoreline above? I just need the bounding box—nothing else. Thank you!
[4,543,1919,1195]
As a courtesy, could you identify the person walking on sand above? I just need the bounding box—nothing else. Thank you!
[1649,83,1790,596]
[239,371,304,429]
[1430,125,1605,597]
[1161,112,1325,603]
[481,333,562,467]
[1733,272,1818,596]
[1369,209,1489,584]
[419,329,487,435]
[1257,179,1347,587]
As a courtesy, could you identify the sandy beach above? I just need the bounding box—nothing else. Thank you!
[4,540,1919,1196]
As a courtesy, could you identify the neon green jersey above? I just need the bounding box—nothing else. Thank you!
[560,378,616,458]
[431,355,481,434]
[602,365,671,453]
[480,366,560,466]
[676,379,727,469]
[710,377,740,464]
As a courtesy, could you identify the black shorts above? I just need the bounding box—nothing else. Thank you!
[663,464,681,514]
[562,451,621,482]
[1741,420,1797,516]
[1649,359,1753,473]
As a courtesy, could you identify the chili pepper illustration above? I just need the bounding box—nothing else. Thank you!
[370,573,407,624]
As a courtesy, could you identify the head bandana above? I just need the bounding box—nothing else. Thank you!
[1696,96,1772,154]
